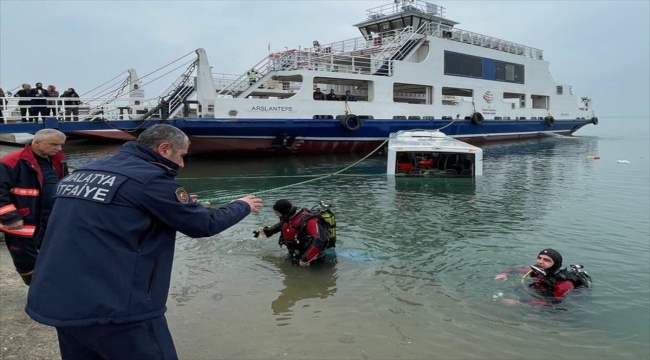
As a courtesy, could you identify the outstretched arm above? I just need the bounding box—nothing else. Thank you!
[494,267,530,281]
[258,222,282,238]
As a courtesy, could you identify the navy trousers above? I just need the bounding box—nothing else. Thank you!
[4,233,39,276]
[56,316,178,360]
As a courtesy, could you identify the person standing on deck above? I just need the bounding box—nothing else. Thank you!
[47,85,60,117]
[0,87,6,123]
[14,84,32,122]
[247,68,259,85]
[29,82,49,122]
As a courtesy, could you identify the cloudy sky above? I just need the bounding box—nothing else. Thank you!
[1,0,648,117]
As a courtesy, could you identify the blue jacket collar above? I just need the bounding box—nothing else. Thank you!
[120,141,180,176]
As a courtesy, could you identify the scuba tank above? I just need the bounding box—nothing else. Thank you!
[309,201,337,248]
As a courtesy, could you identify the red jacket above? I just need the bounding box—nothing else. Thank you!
[500,267,576,306]
[0,144,68,236]
[527,273,575,305]
[265,208,325,262]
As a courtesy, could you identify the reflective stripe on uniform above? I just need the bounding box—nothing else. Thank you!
[10,188,40,196]
[0,225,36,237]
[0,204,18,215]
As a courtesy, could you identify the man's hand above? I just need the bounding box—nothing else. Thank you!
[253,227,266,238]
[237,195,263,214]
[501,298,520,306]
[298,260,311,267]
[494,273,508,281]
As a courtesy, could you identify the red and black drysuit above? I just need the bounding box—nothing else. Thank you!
[263,208,328,265]
[500,267,578,306]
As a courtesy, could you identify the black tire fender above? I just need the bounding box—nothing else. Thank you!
[341,114,361,131]
[544,116,555,127]
[591,117,599,125]
[471,112,484,125]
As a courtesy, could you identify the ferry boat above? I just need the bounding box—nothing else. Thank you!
[0,0,598,155]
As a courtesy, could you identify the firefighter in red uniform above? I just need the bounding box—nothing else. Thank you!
[256,199,329,266]
[0,129,68,285]
[494,248,592,306]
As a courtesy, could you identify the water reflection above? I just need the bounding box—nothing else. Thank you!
[260,255,339,326]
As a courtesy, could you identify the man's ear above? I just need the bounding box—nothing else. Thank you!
[156,142,172,156]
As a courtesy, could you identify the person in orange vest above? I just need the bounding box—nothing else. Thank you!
[0,129,68,285]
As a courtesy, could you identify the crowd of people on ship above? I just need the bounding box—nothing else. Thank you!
[313,88,356,101]
[0,84,81,124]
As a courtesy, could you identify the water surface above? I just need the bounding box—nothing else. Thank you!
[63,118,649,359]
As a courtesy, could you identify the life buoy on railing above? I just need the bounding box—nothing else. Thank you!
[341,114,362,131]
[471,112,484,125]
[544,116,555,127]
[591,117,599,125]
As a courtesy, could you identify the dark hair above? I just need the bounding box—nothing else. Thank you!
[137,124,188,151]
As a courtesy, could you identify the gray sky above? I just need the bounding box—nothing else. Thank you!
[1,0,648,117]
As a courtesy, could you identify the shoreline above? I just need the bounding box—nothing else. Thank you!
[0,244,60,360]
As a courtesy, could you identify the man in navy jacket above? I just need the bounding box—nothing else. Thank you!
[26,124,263,360]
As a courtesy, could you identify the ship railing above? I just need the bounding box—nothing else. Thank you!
[422,22,544,60]
[371,24,429,74]
[302,27,412,55]
[0,96,160,123]
[371,26,414,68]
[267,27,428,76]
[212,73,242,91]
[366,0,445,20]
[216,55,271,98]
[140,59,198,120]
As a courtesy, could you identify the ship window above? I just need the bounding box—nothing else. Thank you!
[312,115,334,119]
[556,86,563,95]
[444,51,482,78]
[408,116,421,120]
[393,83,432,104]
[495,116,502,120]
[445,52,524,84]
[495,61,524,84]
[359,115,374,119]
[393,115,407,119]
[423,116,435,119]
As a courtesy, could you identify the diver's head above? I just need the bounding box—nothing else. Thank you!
[534,248,563,275]
[273,199,297,220]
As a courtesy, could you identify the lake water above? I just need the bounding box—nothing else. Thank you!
[60,118,650,359]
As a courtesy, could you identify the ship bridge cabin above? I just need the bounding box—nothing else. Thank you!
[354,0,456,41]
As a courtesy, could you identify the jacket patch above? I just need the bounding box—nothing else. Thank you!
[55,171,126,203]
[175,187,189,203]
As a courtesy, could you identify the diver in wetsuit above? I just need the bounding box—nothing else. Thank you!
[494,248,592,306]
